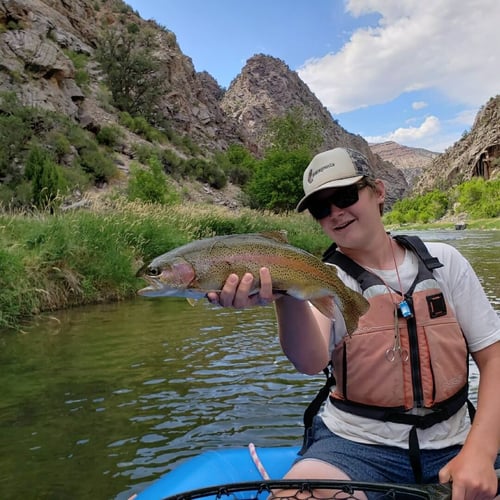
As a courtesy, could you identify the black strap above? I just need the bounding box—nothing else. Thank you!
[393,235,444,271]
[409,426,423,483]
[300,367,335,455]
[329,384,470,429]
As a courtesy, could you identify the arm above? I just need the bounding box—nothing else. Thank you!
[275,296,331,375]
[439,340,500,499]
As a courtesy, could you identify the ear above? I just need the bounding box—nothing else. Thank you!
[374,179,386,203]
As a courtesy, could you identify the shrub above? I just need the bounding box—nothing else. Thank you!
[77,146,117,183]
[25,146,66,209]
[127,156,179,205]
[214,144,256,186]
[96,124,124,148]
[245,149,310,212]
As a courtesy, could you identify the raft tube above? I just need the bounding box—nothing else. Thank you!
[135,446,300,500]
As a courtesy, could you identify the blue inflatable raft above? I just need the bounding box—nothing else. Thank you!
[135,446,300,500]
[133,444,497,500]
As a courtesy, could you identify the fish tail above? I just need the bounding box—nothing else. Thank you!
[342,292,370,336]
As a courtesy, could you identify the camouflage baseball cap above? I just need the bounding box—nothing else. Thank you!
[296,147,374,212]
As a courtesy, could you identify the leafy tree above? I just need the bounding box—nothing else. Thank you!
[245,149,310,212]
[265,107,322,154]
[96,27,168,122]
[243,110,320,212]
[453,178,500,218]
[213,144,256,186]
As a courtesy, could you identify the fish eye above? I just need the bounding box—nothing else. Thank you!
[147,266,161,277]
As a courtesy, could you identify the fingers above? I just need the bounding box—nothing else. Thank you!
[231,272,255,308]
[207,268,275,309]
[439,464,452,485]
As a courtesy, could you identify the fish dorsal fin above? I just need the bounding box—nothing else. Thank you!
[259,230,289,244]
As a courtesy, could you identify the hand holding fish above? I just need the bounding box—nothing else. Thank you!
[207,267,280,308]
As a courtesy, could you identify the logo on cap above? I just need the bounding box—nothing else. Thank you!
[307,162,335,184]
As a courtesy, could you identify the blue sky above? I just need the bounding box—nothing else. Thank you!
[125,0,500,153]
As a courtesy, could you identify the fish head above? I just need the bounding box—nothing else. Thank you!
[138,256,197,297]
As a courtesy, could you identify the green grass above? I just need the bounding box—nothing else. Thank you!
[0,198,329,330]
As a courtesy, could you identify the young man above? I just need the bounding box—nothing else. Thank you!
[208,147,500,499]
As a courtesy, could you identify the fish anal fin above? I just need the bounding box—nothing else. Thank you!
[309,296,335,320]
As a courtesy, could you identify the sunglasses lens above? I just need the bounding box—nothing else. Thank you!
[309,204,331,220]
[308,184,361,219]
[334,185,359,208]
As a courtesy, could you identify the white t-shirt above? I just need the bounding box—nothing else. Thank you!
[321,241,500,449]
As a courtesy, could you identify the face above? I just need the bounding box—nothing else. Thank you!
[308,179,385,250]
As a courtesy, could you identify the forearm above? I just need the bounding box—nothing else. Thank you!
[275,295,330,375]
[464,341,500,461]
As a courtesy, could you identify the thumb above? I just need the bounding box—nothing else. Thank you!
[438,463,452,484]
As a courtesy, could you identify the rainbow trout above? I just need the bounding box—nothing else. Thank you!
[138,231,369,335]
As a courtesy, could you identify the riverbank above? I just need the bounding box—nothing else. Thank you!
[1,197,498,330]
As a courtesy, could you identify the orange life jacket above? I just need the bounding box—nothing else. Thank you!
[323,235,470,428]
[301,236,474,482]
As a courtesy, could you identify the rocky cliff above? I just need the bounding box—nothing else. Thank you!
[2,0,496,208]
[369,141,439,186]
[0,0,242,152]
[220,54,408,206]
[412,95,500,194]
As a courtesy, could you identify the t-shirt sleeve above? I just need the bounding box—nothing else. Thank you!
[430,242,500,352]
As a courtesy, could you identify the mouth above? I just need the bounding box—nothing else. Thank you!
[333,219,355,231]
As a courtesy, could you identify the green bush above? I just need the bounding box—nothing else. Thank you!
[384,189,449,224]
[245,149,310,212]
[77,145,117,183]
[118,112,164,142]
[96,124,124,148]
[453,178,500,218]
[213,144,256,186]
[384,178,499,224]
[127,156,179,205]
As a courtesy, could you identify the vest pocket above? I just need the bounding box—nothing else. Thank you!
[422,321,468,405]
[333,329,408,407]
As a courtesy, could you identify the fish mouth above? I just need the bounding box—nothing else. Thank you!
[137,274,167,296]
[138,281,163,296]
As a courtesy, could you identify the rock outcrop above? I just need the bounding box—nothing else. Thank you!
[412,95,500,194]
[221,54,408,206]
[1,0,496,206]
[369,141,439,186]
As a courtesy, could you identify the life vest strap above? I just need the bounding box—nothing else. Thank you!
[329,383,470,429]
[300,366,335,455]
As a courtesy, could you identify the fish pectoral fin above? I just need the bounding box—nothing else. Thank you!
[186,298,197,307]
[309,296,335,320]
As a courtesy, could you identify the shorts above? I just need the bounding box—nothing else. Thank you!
[298,416,500,498]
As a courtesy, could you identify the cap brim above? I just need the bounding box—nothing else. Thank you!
[296,175,364,212]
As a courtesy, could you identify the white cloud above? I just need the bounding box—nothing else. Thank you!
[365,115,440,145]
[448,108,479,127]
[298,0,500,114]
[411,101,427,110]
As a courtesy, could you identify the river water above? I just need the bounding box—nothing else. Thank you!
[0,230,498,499]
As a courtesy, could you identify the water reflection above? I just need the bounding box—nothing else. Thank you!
[0,230,497,499]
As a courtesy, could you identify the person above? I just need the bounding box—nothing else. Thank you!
[207,147,500,499]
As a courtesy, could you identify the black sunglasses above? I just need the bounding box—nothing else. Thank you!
[308,180,368,220]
